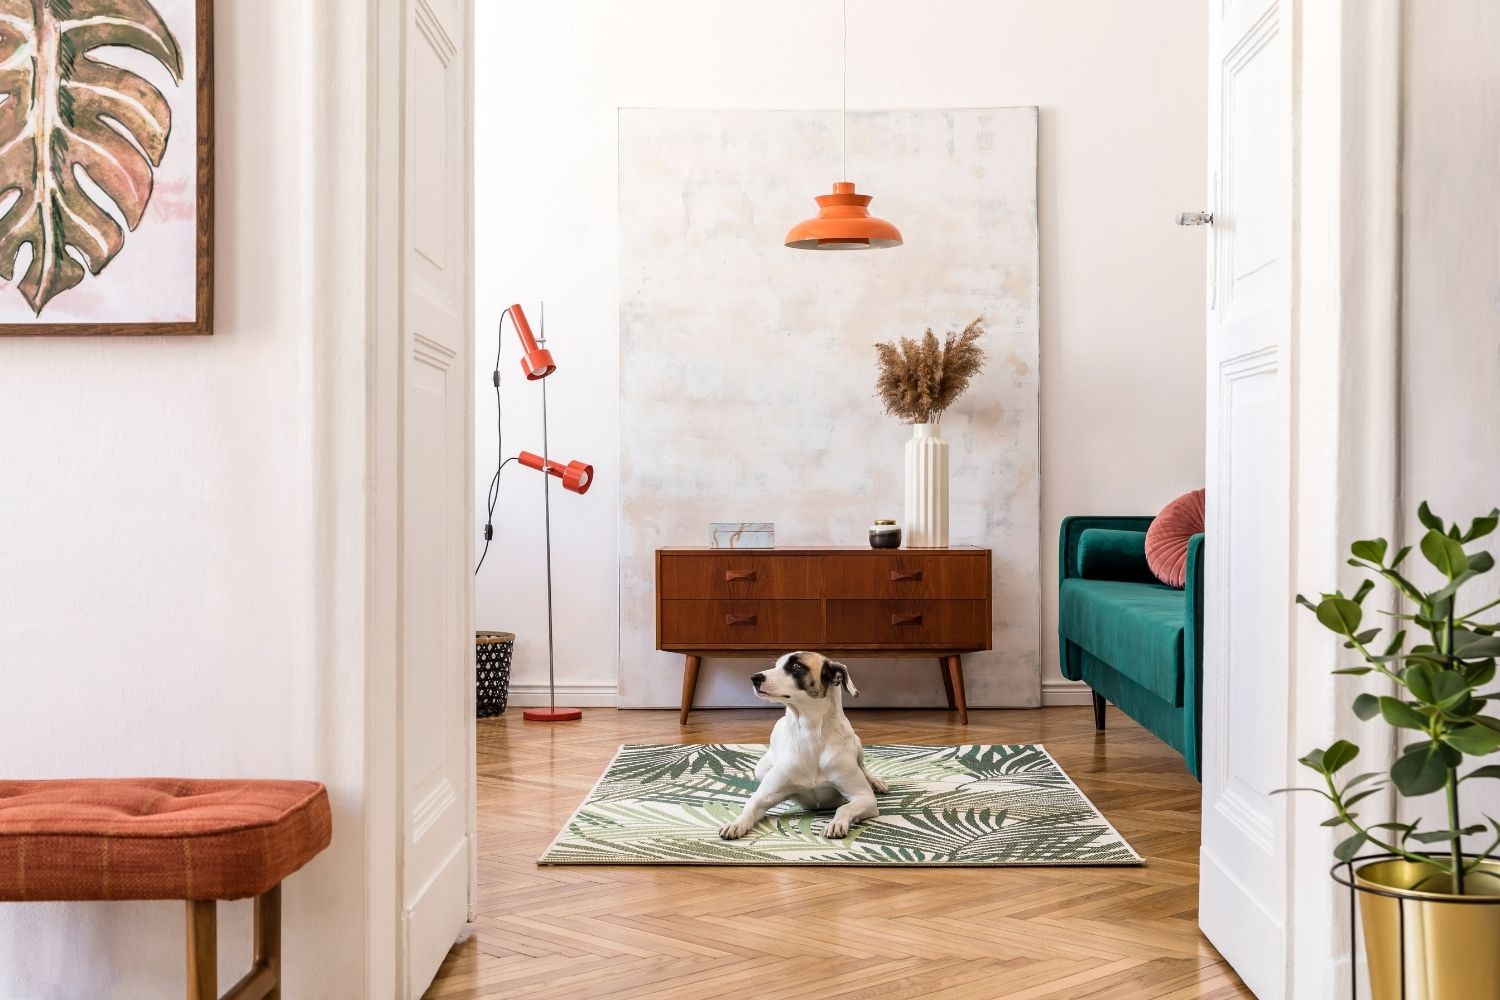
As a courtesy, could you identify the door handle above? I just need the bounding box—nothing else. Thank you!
[724,569,758,582]
[1176,211,1213,226]
[890,569,924,582]
[725,614,758,626]
[891,613,924,626]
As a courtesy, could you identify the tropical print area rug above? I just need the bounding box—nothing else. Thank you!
[539,744,1142,866]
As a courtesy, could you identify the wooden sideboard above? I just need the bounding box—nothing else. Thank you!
[656,546,993,724]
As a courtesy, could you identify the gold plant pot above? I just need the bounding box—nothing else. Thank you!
[1350,857,1500,1000]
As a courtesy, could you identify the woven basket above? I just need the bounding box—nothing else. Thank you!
[475,631,514,718]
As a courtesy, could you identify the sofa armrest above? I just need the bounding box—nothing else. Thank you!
[1059,515,1156,582]
[1182,533,1206,778]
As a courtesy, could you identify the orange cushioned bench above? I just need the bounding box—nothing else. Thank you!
[0,778,332,1000]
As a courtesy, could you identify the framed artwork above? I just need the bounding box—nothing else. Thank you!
[0,0,212,336]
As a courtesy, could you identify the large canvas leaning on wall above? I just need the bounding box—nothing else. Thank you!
[619,107,1040,708]
[0,0,212,336]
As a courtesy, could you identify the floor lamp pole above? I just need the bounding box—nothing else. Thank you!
[523,304,582,723]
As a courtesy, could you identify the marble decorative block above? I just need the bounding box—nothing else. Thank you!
[709,523,775,549]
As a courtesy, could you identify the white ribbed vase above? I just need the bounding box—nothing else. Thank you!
[903,423,949,548]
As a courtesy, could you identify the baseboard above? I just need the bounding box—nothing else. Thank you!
[507,683,619,707]
[509,682,1083,710]
[1041,680,1093,706]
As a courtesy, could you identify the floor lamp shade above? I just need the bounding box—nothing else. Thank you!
[507,304,557,380]
[518,452,593,495]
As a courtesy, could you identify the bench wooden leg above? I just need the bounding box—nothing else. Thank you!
[679,654,701,725]
[1093,690,1107,731]
[188,885,282,1000]
[253,885,281,1000]
[187,900,217,1000]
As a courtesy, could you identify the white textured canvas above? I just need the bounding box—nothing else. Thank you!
[619,108,1040,708]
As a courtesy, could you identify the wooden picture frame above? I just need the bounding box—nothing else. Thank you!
[0,0,213,336]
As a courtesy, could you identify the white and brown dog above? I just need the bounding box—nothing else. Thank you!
[718,651,889,841]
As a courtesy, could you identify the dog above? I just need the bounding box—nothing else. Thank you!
[718,651,889,841]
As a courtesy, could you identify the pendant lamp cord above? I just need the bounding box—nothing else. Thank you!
[841,0,847,181]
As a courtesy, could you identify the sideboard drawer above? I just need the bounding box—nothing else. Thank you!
[823,554,988,599]
[658,554,821,599]
[825,599,989,647]
[659,600,823,647]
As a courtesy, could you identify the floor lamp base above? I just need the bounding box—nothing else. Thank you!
[523,707,583,722]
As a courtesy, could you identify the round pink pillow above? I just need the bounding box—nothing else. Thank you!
[1145,488,1206,588]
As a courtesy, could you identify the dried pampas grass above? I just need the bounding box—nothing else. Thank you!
[874,317,986,424]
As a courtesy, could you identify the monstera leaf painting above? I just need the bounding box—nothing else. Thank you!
[0,0,212,334]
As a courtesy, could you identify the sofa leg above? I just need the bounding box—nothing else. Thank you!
[1092,691,1106,731]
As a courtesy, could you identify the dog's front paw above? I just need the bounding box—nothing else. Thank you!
[823,817,851,839]
[719,818,754,840]
[867,775,890,795]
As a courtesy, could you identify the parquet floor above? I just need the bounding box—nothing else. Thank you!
[426,707,1251,999]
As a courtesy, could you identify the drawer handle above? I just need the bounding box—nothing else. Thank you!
[724,569,759,583]
[891,613,924,626]
[725,614,758,626]
[891,569,924,582]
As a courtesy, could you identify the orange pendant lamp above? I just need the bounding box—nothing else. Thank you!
[785,0,902,251]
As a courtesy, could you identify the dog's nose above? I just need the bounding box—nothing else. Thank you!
[751,673,765,688]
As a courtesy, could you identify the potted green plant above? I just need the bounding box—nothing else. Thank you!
[1287,503,1500,999]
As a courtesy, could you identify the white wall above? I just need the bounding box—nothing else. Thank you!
[475,0,1208,707]
[1399,0,1500,847]
[0,3,380,996]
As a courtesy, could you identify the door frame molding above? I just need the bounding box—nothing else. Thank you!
[1286,1,1403,993]
[1199,2,1404,995]
[308,1,476,997]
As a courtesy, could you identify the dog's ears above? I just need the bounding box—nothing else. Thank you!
[823,660,858,697]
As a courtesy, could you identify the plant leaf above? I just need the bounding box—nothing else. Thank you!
[1410,827,1484,844]
[1380,697,1428,730]
[1392,747,1449,796]
[1353,693,1381,721]
[1317,597,1363,636]
[0,1,184,314]
[1429,670,1472,710]
[1322,740,1360,774]
[1418,502,1445,533]
[1405,663,1436,702]
[1456,632,1500,658]
[1421,529,1470,579]
[1464,765,1500,781]
[1445,724,1500,756]
[1334,831,1370,862]
[1351,539,1388,565]
[1464,511,1500,543]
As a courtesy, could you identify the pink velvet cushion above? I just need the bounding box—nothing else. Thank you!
[1145,488,1206,588]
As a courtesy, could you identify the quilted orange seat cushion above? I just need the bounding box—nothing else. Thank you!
[0,779,331,902]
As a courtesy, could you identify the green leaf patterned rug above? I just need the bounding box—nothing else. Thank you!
[539,744,1142,866]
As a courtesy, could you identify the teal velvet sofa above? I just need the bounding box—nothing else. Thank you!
[1058,516,1205,778]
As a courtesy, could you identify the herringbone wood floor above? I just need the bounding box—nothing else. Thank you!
[426,707,1250,999]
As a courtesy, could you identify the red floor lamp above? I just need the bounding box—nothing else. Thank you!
[476,303,594,723]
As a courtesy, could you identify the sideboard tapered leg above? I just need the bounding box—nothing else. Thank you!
[679,654,701,724]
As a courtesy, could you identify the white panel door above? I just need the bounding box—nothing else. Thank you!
[1199,1,1292,997]
[399,0,473,996]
